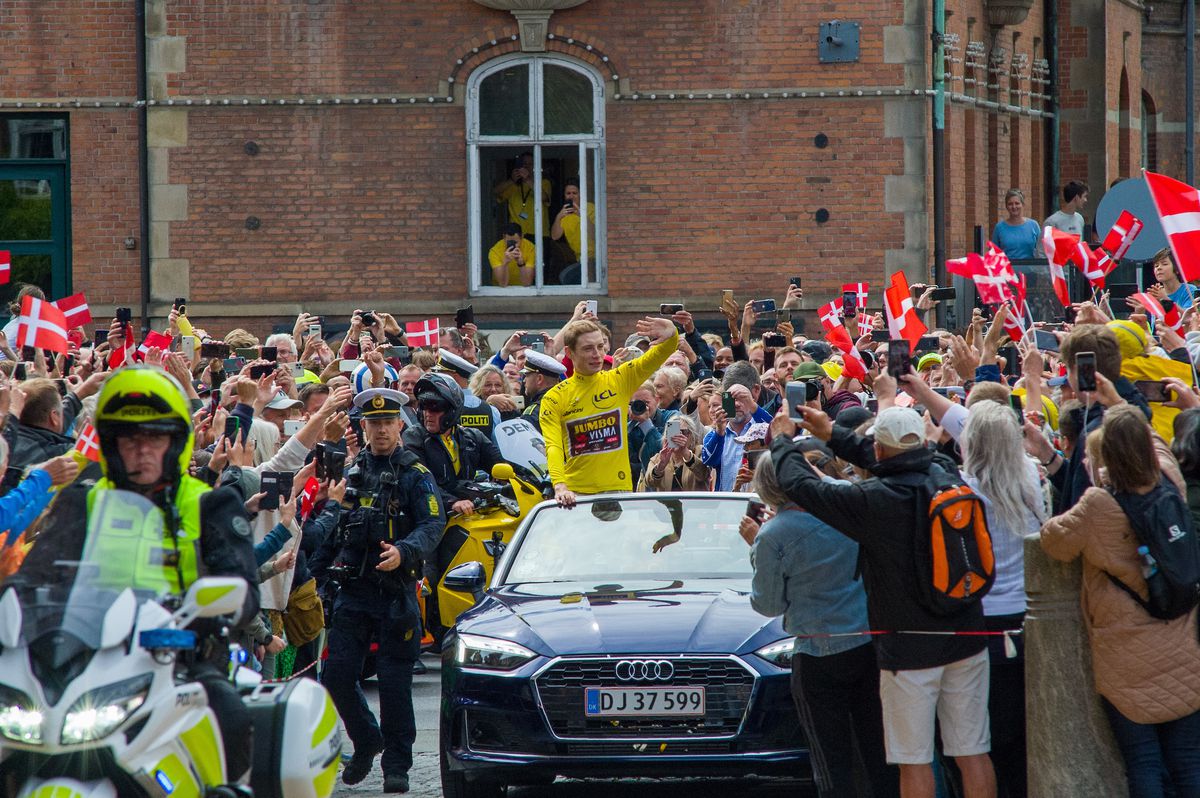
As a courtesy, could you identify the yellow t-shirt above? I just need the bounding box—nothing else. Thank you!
[498,179,551,237]
[487,239,537,286]
[539,330,679,494]
[560,202,596,259]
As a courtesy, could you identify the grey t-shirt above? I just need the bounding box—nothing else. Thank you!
[1044,209,1084,238]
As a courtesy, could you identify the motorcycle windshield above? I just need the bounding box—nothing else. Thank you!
[495,417,548,476]
[15,490,173,649]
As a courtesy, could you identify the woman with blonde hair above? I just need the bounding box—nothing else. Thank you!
[638,414,710,491]
[1042,405,1200,796]
[468,364,520,420]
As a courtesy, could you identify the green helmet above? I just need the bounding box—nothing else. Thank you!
[93,366,195,488]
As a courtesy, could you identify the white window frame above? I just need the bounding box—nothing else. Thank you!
[466,53,607,296]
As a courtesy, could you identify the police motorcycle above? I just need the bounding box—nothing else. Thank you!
[435,417,553,630]
[0,490,341,798]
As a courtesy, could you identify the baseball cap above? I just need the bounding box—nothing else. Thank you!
[265,391,303,411]
[793,361,825,381]
[917,352,943,371]
[733,422,770,445]
[866,406,925,450]
[820,361,843,381]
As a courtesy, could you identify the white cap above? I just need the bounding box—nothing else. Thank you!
[866,406,926,451]
[265,391,303,411]
[521,349,567,377]
[434,348,478,377]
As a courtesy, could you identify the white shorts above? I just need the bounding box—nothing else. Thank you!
[878,648,991,764]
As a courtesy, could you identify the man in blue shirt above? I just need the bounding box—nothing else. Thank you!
[701,384,771,490]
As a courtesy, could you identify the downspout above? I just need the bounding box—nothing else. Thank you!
[1187,0,1195,185]
[932,0,947,327]
[1046,0,1059,213]
[135,0,151,336]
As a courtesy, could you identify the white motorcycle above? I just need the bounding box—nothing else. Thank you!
[0,489,342,798]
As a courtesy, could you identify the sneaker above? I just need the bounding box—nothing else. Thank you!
[383,773,410,793]
[341,738,382,785]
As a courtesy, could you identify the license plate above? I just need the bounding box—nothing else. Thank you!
[584,687,705,717]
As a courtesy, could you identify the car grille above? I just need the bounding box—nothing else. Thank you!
[563,740,736,755]
[534,657,755,739]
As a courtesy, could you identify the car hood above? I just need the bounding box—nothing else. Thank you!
[458,579,785,656]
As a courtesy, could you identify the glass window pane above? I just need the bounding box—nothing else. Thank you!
[479,147,541,288]
[0,117,67,160]
[0,254,53,320]
[0,179,53,240]
[479,65,531,137]
[543,65,594,135]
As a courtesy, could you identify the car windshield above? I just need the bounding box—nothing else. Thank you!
[8,490,174,649]
[502,496,755,584]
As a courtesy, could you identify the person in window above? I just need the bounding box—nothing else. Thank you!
[991,188,1042,260]
[493,152,550,241]
[487,223,536,287]
[550,177,596,280]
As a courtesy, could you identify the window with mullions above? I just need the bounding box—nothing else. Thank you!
[467,55,606,295]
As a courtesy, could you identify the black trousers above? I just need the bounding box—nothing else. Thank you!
[792,644,899,797]
[986,613,1026,798]
[193,660,254,783]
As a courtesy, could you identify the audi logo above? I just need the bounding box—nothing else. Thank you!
[614,659,675,682]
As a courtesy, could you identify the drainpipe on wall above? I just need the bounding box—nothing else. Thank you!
[135,0,151,336]
[1187,0,1195,184]
[932,0,947,327]
[1045,0,1059,211]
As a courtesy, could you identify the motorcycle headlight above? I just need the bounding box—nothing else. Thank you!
[455,633,536,671]
[754,638,796,669]
[61,674,151,745]
[0,684,44,745]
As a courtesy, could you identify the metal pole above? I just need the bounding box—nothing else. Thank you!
[1187,0,1195,185]
[932,0,947,328]
[135,0,151,336]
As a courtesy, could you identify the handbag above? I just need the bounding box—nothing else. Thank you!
[282,577,324,646]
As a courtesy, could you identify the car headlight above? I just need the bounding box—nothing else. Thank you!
[61,674,151,745]
[0,684,44,744]
[455,633,536,671]
[754,638,796,668]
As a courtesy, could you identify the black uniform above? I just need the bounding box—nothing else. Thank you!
[401,423,503,509]
[521,388,549,432]
[310,446,445,782]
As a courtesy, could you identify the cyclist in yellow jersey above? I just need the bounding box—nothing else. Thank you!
[540,316,679,507]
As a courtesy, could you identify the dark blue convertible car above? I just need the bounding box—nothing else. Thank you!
[439,493,807,797]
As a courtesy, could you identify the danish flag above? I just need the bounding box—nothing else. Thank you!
[1130,292,1167,320]
[109,325,134,370]
[15,296,69,354]
[884,271,927,353]
[1101,210,1144,261]
[1000,303,1026,343]
[0,251,10,286]
[1164,301,1186,334]
[404,318,441,348]
[946,252,984,280]
[74,423,100,462]
[52,293,92,328]
[817,298,845,331]
[299,476,321,522]
[1041,227,1076,308]
[1144,169,1200,282]
[136,330,173,361]
[841,283,870,309]
[984,242,1016,282]
[825,325,868,381]
[1073,244,1115,290]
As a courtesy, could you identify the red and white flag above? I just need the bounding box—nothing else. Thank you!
[1041,227,1075,308]
[824,325,868,382]
[0,251,10,286]
[299,476,321,522]
[817,298,844,331]
[15,296,69,354]
[1145,169,1200,282]
[856,310,874,330]
[884,271,927,353]
[52,292,92,328]
[1073,244,1115,290]
[1001,303,1026,343]
[74,423,101,462]
[108,326,134,370]
[984,242,1016,282]
[1101,210,1144,261]
[136,330,173,361]
[946,252,984,280]
[404,318,440,348]
[1164,302,1186,334]
[841,283,870,309]
[1130,292,1167,320]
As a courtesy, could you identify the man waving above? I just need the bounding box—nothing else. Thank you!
[540,315,678,507]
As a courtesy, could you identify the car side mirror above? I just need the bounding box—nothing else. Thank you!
[490,463,515,482]
[444,561,488,605]
[172,577,247,628]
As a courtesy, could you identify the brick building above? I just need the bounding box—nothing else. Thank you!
[0,0,1193,340]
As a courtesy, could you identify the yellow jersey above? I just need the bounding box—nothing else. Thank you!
[540,330,679,494]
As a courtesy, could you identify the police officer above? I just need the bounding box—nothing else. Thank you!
[310,387,445,794]
[15,367,259,791]
[402,374,502,644]
[519,348,566,431]
[433,349,500,440]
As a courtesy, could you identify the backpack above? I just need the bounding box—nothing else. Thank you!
[1108,480,1200,621]
[912,465,995,615]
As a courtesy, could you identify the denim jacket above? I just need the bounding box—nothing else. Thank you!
[749,502,872,657]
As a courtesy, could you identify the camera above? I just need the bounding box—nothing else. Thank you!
[630,399,649,416]
[361,311,377,327]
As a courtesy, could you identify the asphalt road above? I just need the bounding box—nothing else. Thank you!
[330,654,814,797]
